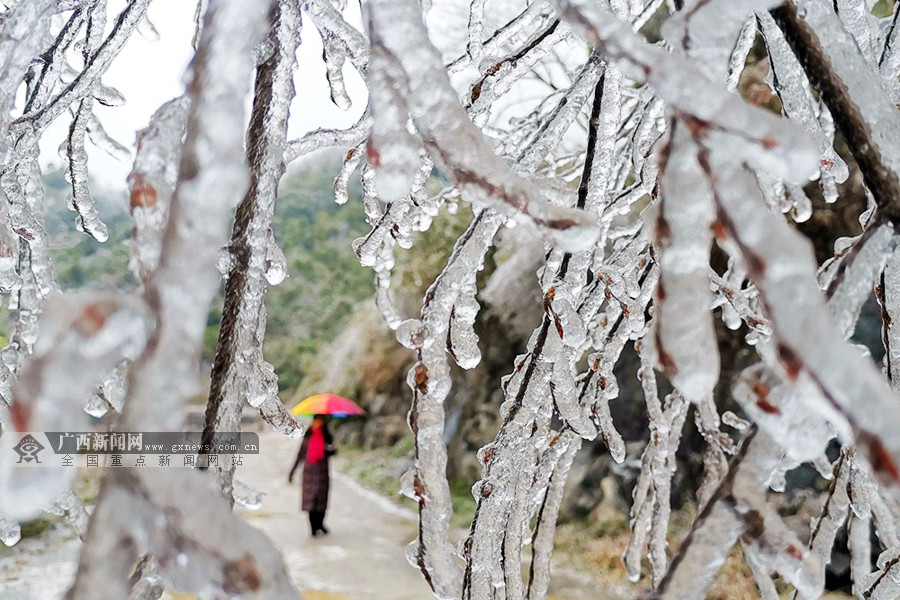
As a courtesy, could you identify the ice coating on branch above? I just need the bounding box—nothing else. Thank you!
[624,343,688,584]
[825,223,896,339]
[366,42,424,202]
[74,469,297,599]
[757,13,848,185]
[0,0,56,159]
[881,244,900,390]
[85,112,131,161]
[128,96,190,284]
[66,101,109,242]
[710,155,900,478]
[555,0,820,182]
[465,20,570,128]
[202,0,301,501]
[726,17,756,92]
[653,125,719,402]
[284,112,372,163]
[366,0,598,250]
[790,0,900,178]
[12,0,151,133]
[0,294,153,519]
[662,0,782,83]
[334,144,364,205]
[70,1,293,596]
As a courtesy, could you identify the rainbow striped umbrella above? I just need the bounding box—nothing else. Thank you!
[290,393,366,417]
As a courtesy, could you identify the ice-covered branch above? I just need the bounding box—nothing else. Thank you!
[69,1,295,597]
[203,0,303,501]
[365,0,597,249]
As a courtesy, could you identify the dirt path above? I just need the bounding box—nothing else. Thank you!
[235,432,432,600]
[0,430,617,599]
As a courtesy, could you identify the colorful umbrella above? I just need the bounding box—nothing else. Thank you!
[291,393,366,417]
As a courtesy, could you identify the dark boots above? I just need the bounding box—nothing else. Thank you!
[309,510,328,536]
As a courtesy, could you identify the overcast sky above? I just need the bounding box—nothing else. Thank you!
[39,0,367,191]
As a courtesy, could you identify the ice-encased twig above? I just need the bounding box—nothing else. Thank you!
[707,152,900,484]
[69,0,293,597]
[554,0,820,183]
[652,123,719,403]
[74,468,298,599]
[203,0,303,502]
[465,20,569,128]
[284,111,372,163]
[662,0,782,83]
[771,0,900,221]
[10,0,151,133]
[822,222,897,339]
[0,294,154,519]
[757,12,848,184]
[879,244,900,389]
[0,0,56,159]
[365,0,597,251]
[128,96,190,284]
[659,429,823,599]
[447,1,556,73]
[526,431,581,600]
[64,0,109,242]
[303,0,368,74]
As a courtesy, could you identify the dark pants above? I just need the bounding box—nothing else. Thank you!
[309,510,327,535]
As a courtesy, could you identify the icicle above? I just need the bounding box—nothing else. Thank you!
[46,489,90,539]
[0,516,21,546]
[70,3,296,597]
[725,17,756,92]
[232,479,265,510]
[85,112,130,161]
[333,143,364,205]
[264,235,288,286]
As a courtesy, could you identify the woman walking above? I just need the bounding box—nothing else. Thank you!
[288,415,335,536]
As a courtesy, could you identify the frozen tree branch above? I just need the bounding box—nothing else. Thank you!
[203,0,303,502]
